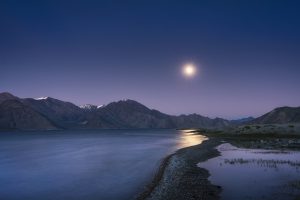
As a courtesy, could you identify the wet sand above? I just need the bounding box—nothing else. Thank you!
[137,138,222,200]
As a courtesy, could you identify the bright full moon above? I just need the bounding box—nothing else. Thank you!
[182,63,197,78]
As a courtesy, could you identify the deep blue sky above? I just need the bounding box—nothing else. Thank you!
[1,0,299,119]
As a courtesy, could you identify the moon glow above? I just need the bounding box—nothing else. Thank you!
[182,63,197,78]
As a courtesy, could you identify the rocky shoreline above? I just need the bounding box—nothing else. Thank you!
[136,131,300,200]
[136,138,222,200]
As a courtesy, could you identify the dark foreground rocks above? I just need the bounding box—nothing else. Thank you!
[137,139,221,200]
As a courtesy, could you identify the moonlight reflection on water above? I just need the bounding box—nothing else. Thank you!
[0,129,206,200]
[177,130,207,148]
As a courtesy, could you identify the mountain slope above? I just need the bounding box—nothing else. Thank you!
[86,100,176,128]
[231,117,255,125]
[22,97,86,128]
[86,100,230,129]
[0,92,273,130]
[250,106,300,124]
[0,92,19,104]
[0,100,58,130]
[171,114,230,129]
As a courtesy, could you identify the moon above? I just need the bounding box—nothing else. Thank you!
[182,63,197,78]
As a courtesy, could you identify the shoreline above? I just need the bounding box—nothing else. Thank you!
[136,132,300,200]
[136,138,222,200]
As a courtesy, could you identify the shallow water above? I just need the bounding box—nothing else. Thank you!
[0,129,206,200]
[198,143,300,200]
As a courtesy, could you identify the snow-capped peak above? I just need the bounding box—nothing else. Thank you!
[80,104,104,110]
[35,97,49,100]
[80,104,95,109]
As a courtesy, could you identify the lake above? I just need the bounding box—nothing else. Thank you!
[198,143,300,200]
[0,129,206,200]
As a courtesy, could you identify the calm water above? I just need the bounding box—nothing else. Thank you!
[0,129,206,200]
[198,143,300,200]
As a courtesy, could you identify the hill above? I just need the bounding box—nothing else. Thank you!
[250,106,300,124]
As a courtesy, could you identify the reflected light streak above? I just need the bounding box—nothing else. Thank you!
[177,129,208,148]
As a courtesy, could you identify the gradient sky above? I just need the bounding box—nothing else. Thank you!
[1,0,300,119]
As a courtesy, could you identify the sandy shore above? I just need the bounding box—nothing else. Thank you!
[136,138,222,200]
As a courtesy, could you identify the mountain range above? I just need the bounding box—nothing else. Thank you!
[0,92,299,131]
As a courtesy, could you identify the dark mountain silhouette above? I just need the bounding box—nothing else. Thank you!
[171,114,230,129]
[0,92,19,104]
[22,97,86,129]
[86,100,176,128]
[231,117,255,125]
[85,100,232,129]
[250,106,300,124]
[0,92,299,131]
[0,93,231,130]
[0,99,57,130]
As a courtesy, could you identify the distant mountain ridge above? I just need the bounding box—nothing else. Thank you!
[0,92,299,131]
[231,117,255,125]
[0,92,231,130]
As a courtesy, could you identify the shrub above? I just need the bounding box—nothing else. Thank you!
[244,126,251,130]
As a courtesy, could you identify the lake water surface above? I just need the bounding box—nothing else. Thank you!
[198,143,300,200]
[0,129,205,200]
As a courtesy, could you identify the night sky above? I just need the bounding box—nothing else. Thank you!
[1,0,299,119]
